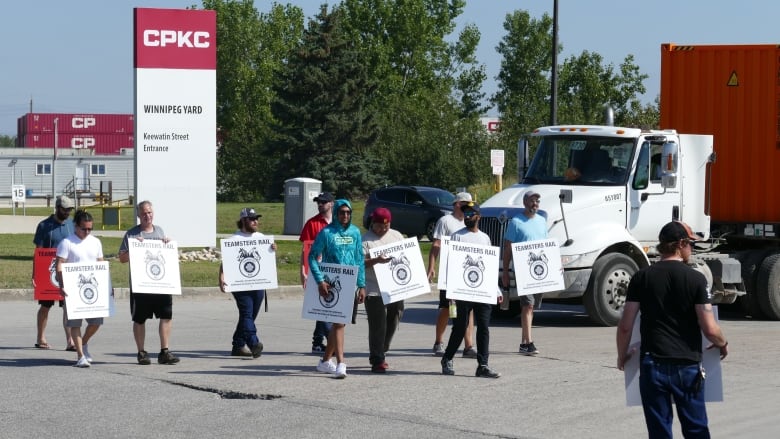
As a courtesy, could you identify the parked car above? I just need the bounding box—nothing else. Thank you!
[363,185,455,240]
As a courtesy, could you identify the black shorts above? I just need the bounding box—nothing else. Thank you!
[38,300,65,308]
[130,292,173,324]
[438,290,449,309]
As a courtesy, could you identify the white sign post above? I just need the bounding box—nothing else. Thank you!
[445,241,500,305]
[220,235,278,292]
[369,237,429,304]
[127,238,182,295]
[134,8,217,247]
[62,261,112,319]
[301,263,358,324]
[510,238,565,295]
[11,184,25,202]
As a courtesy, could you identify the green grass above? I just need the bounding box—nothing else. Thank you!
[0,201,432,289]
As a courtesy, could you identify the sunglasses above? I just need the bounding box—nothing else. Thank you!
[316,201,330,205]
[463,211,479,218]
[337,210,352,216]
[80,227,93,232]
[245,217,259,221]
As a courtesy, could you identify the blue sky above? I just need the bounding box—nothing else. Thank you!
[0,1,773,135]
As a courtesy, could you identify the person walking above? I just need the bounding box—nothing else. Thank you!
[219,207,276,358]
[502,190,546,355]
[309,199,366,379]
[362,207,405,373]
[617,220,729,438]
[426,192,477,358]
[118,200,180,365]
[55,210,104,368]
[33,195,76,351]
[299,192,334,354]
[440,203,502,378]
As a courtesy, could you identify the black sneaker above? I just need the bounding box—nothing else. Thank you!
[519,342,539,356]
[311,344,326,354]
[475,365,501,378]
[158,349,180,365]
[440,357,455,375]
[250,342,264,358]
[231,345,252,357]
[137,350,151,365]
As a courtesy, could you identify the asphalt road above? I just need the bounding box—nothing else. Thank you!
[0,295,776,439]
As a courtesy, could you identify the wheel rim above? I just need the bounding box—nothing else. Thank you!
[603,267,632,311]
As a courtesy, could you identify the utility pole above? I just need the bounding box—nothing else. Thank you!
[550,0,559,126]
[52,117,58,204]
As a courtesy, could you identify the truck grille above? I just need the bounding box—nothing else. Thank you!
[479,216,509,247]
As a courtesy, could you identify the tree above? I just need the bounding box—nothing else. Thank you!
[270,5,383,198]
[202,0,303,201]
[0,134,16,147]
[557,52,648,125]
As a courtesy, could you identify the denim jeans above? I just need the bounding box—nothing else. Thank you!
[639,354,710,439]
[444,300,491,366]
[364,295,404,365]
[231,290,265,348]
[312,321,332,347]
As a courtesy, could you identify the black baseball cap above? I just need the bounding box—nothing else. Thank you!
[659,221,699,244]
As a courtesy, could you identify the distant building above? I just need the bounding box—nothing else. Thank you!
[17,113,134,155]
[480,117,501,133]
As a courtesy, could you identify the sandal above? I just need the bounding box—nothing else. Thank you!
[66,345,77,352]
[35,342,51,349]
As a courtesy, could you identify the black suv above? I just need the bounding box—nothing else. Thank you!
[363,186,455,240]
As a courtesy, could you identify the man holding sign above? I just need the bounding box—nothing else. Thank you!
[502,190,546,356]
[32,195,75,351]
[219,207,277,358]
[309,199,366,379]
[362,207,405,373]
[118,201,180,366]
[440,203,502,378]
[55,210,104,368]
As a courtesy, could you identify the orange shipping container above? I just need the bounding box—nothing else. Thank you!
[660,43,780,224]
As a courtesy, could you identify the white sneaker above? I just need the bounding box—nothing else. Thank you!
[316,358,337,373]
[74,356,90,368]
[83,344,93,364]
[334,362,347,379]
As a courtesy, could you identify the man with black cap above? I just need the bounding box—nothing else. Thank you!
[32,195,76,350]
[502,190,546,355]
[362,207,405,373]
[427,192,477,358]
[219,208,277,357]
[617,220,729,438]
[440,202,502,378]
[299,191,335,353]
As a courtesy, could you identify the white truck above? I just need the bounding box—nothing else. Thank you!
[478,125,743,325]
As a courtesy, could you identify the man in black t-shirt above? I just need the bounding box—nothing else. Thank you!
[617,221,729,438]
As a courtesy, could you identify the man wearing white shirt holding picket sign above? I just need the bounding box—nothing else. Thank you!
[440,202,502,378]
[118,200,180,366]
[56,210,105,368]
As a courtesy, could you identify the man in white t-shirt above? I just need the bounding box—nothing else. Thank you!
[426,192,476,358]
[56,210,105,368]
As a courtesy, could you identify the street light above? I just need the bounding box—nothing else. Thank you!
[52,117,58,204]
[550,0,558,125]
[9,159,18,215]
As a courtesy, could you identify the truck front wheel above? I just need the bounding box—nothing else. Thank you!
[584,253,638,326]
[756,253,780,320]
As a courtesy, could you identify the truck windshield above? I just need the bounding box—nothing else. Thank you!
[523,135,635,186]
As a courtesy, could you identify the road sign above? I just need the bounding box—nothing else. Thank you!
[12,185,25,202]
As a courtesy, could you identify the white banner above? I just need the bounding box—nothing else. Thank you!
[220,235,278,292]
[436,236,451,290]
[128,238,182,295]
[510,238,565,295]
[624,309,724,406]
[369,237,429,304]
[445,241,500,305]
[301,263,358,324]
[62,261,112,319]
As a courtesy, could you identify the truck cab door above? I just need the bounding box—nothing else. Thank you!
[627,141,680,246]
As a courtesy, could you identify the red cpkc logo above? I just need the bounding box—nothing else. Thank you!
[71,137,96,149]
[72,117,96,129]
[143,29,210,48]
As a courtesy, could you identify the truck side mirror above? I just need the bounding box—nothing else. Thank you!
[660,141,679,188]
[518,138,529,181]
